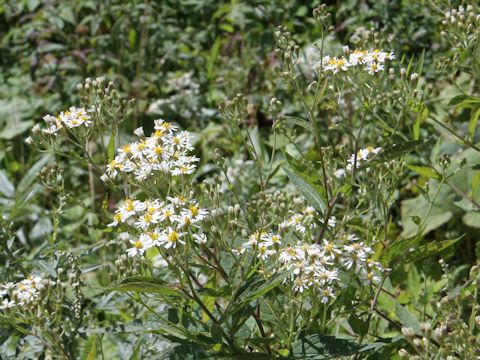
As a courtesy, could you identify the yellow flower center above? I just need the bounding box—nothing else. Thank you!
[189,205,199,216]
[168,231,179,243]
[125,199,135,212]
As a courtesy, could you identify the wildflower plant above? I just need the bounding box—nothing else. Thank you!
[3,1,480,359]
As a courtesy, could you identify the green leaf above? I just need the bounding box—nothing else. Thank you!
[413,106,428,140]
[0,120,33,139]
[291,335,387,359]
[83,336,97,360]
[401,238,461,265]
[400,188,454,238]
[107,133,116,162]
[284,116,314,133]
[210,323,223,344]
[79,321,188,340]
[128,29,137,48]
[365,138,434,169]
[395,303,420,333]
[463,212,480,228]
[406,165,439,180]
[17,154,53,195]
[382,237,419,265]
[284,153,326,213]
[207,37,222,81]
[238,271,289,306]
[448,94,480,106]
[0,170,15,198]
[111,276,183,297]
[468,107,480,141]
[158,344,208,360]
[348,316,369,337]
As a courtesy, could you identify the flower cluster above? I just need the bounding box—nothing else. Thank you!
[335,146,382,178]
[0,276,48,310]
[239,205,384,303]
[315,49,394,75]
[103,120,199,182]
[33,107,93,137]
[108,195,208,256]
[442,5,479,30]
[279,206,320,234]
[281,236,384,302]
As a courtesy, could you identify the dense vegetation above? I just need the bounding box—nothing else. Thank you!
[1,1,479,358]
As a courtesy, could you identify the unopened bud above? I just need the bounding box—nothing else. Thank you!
[133,127,145,138]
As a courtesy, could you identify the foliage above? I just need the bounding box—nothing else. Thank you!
[1,1,480,359]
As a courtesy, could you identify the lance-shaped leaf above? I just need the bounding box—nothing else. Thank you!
[111,276,183,297]
[361,138,434,170]
[284,152,326,213]
[291,334,390,359]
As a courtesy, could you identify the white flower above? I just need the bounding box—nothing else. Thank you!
[193,233,207,244]
[366,62,384,75]
[126,238,151,256]
[261,233,281,247]
[135,212,157,230]
[133,127,145,138]
[0,298,15,309]
[160,227,186,249]
[159,205,176,222]
[323,56,350,74]
[171,163,196,176]
[184,203,208,222]
[335,168,346,178]
[320,287,336,303]
[59,107,92,128]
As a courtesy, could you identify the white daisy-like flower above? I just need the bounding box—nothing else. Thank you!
[126,238,151,257]
[160,227,186,249]
[320,287,336,303]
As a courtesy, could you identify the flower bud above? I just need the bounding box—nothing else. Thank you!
[133,127,145,138]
